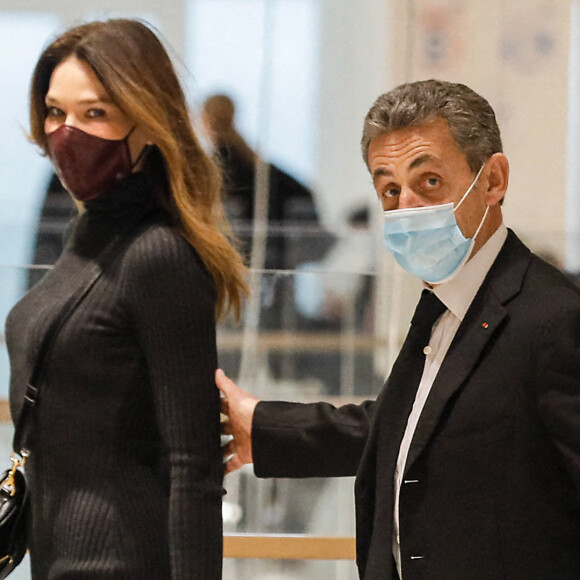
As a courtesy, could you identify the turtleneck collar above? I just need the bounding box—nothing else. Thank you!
[83,172,156,216]
[69,172,163,258]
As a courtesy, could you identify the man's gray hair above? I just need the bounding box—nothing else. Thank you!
[361,80,503,173]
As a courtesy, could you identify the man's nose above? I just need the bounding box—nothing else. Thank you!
[397,186,423,209]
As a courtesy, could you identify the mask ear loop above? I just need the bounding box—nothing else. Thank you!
[131,143,154,170]
[453,162,489,241]
[472,204,490,241]
[124,125,155,170]
[454,163,486,212]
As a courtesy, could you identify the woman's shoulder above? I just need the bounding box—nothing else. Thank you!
[126,217,196,259]
[120,217,211,284]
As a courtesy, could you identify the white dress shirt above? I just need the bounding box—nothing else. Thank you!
[392,223,508,579]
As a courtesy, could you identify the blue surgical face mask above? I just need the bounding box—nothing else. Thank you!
[382,164,488,284]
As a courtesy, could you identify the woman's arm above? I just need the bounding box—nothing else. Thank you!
[126,226,223,580]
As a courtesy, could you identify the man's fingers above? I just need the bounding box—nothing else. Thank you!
[215,368,234,397]
[215,367,256,471]
[221,434,234,447]
[225,454,244,474]
[223,452,236,464]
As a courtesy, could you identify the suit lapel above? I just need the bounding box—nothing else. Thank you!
[403,297,506,472]
[403,229,532,475]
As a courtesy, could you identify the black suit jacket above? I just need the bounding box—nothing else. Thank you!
[252,231,580,580]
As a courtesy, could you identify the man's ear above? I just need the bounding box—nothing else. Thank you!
[484,152,509,206]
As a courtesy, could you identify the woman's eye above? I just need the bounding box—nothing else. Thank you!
[46,106,64,118]
[86,108,106,119]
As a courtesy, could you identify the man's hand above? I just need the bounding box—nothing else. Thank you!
[216,369,260,474]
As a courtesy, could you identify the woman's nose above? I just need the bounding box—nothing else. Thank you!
[63,116,82,129]
[46,116,80,135]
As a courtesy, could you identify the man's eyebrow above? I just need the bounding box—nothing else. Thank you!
[409,154,435,169]
[372,154,438,181]
[372,167,393,181]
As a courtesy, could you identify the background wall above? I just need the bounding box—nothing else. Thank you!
[0,0,578,395]
[391,0,572,268]
[0,0,576,258]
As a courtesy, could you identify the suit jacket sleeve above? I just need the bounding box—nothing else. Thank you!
[252,399,376,478]
[124,228,222,580]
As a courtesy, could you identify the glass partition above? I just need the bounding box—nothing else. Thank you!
[0,252,412,580]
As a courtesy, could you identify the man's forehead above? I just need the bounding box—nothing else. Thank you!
[367,119,463,168]
[370,116,451,144]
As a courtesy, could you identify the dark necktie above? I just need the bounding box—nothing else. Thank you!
[377,289,447,455]
[407,289,448,362]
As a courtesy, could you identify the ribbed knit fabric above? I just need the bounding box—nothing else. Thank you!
[6,173,224,579]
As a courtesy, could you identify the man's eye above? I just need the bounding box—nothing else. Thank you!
[385,188,400,198]
[426,177,439,187]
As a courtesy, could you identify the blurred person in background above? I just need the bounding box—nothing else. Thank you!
[6,18,247,580]
[27,172,74,288]
[201,93,328,271]
[203,93,334,384]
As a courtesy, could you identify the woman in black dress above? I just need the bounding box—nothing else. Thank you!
[5,19,247,579]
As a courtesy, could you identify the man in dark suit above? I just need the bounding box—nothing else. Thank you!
[216,80,580,580]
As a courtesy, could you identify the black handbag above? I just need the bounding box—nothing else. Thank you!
[0,383,44,577]
[0,226,135,578]
[0,455,29,578]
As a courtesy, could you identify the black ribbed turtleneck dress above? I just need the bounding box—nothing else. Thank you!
[6,173,224,579]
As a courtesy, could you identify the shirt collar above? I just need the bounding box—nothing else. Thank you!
[429,223,508,321]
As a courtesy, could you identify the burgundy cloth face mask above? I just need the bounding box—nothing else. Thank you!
[47,125,136,202]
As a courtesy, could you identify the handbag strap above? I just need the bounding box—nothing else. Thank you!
[12,228,136,455]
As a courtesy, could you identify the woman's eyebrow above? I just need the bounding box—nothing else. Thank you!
[44,95,113,105]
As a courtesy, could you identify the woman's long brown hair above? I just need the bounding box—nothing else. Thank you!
[29,18,248,319]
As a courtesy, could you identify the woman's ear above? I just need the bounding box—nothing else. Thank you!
[484,152,509,206]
